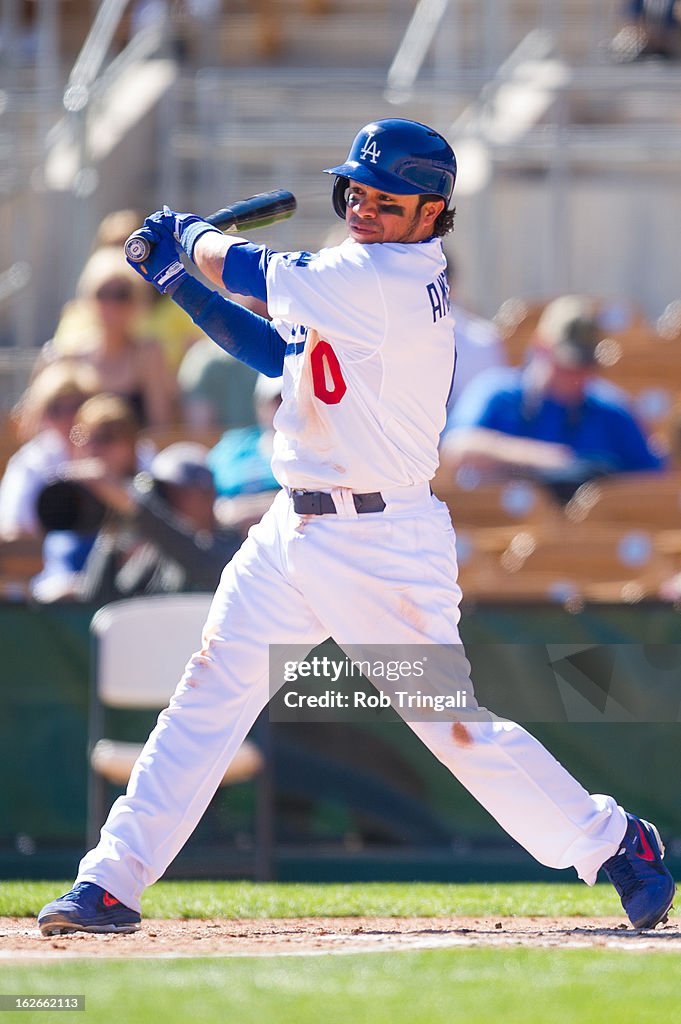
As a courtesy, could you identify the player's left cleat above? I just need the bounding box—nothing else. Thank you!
[601,813,676,929]
[38,882,141,936]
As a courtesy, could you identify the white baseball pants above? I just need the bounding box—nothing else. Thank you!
[78,484,626,912]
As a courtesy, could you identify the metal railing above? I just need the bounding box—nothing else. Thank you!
[62,0,132,114]
[0,0,169,413]
[385,0,622,102]
[49,0,167,189]
[0,260,34,412]
[385,0,451,103]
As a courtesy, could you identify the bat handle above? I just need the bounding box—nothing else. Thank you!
[124,234,152,263]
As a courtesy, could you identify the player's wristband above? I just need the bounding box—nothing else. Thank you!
[172,275,285,376]
[180,220,222,261]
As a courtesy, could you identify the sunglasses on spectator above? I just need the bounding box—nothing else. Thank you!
[94,282,134,303]
[71,425,132,447]
[46,397,84,418]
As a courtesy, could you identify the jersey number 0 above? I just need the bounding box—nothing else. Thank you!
[310,339,347,405]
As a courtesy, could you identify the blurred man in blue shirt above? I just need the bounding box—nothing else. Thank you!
[440,295,664,496]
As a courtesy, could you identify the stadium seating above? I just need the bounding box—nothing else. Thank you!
[563,471,681,528]
[458,522,674,604]
[431,470,561,530]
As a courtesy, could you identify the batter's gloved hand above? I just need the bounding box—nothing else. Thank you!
[145,205,221,261]
[125,224,187,295]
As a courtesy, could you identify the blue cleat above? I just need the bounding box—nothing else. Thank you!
[601,813,676,930]
[38,882,141,936]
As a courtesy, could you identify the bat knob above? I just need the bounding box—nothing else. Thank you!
[124,234,151,263]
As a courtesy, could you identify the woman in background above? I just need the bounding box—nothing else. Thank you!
[38,246,176,429]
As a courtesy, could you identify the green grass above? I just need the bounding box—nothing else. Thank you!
[3,881,678,1023]
[2,949,681,1024]
[1,879,628,920]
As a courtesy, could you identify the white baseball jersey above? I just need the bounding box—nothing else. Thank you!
[266,238,455,491]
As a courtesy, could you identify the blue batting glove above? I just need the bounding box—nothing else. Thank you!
[125,224,188,295]
[145,205,221,261]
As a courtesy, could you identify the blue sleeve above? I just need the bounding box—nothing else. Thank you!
[609,409,666,472]
[582,384,666,473]
[446,369,518,432]
[221,242,277,303]
[171,275,284,377]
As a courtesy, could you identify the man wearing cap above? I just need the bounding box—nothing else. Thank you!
[74,441,241,603]
[440,294,664,490]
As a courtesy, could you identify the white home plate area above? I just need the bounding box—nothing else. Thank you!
[1,916,681,958]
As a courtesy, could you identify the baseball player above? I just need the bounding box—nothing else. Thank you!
[39,119,674,935]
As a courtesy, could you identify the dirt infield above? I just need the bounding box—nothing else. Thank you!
[2,916,680,958]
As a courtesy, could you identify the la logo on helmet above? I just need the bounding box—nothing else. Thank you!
[359,135,381,164]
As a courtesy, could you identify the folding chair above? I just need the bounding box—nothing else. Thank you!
[87,593,273,879]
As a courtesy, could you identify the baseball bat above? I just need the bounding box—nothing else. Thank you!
[124,189,297,263]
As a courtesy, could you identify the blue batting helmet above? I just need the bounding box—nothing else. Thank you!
[324,118,457,219]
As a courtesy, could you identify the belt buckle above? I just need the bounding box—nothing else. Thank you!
[292,489,324,515]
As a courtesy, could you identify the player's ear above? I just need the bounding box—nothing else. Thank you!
[421,198,445,227]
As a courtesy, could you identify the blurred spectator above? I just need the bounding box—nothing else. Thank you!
[93,209,145,250]
[91,208,202,375]
[38,246,177,428]
[31,394,145,602]
[209,373,283,536]
[79,440,240,603]
[440,295,665,499]
[36,439,240,604]
[447,260,507,416]
[0,361,100,541]
[177,293,267,430]
[178,338,259,431]
[607,1,681,61]
[48,211,143,357]
[141,292,204,379]
[209,373,281,497]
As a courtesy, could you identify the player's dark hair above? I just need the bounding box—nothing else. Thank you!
[419,194,456,237]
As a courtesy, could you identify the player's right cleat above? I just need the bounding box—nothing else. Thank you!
[38,882,141,936]
[601,813,676,930]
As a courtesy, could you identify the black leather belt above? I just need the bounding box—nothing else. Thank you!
[291,490,386,515]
